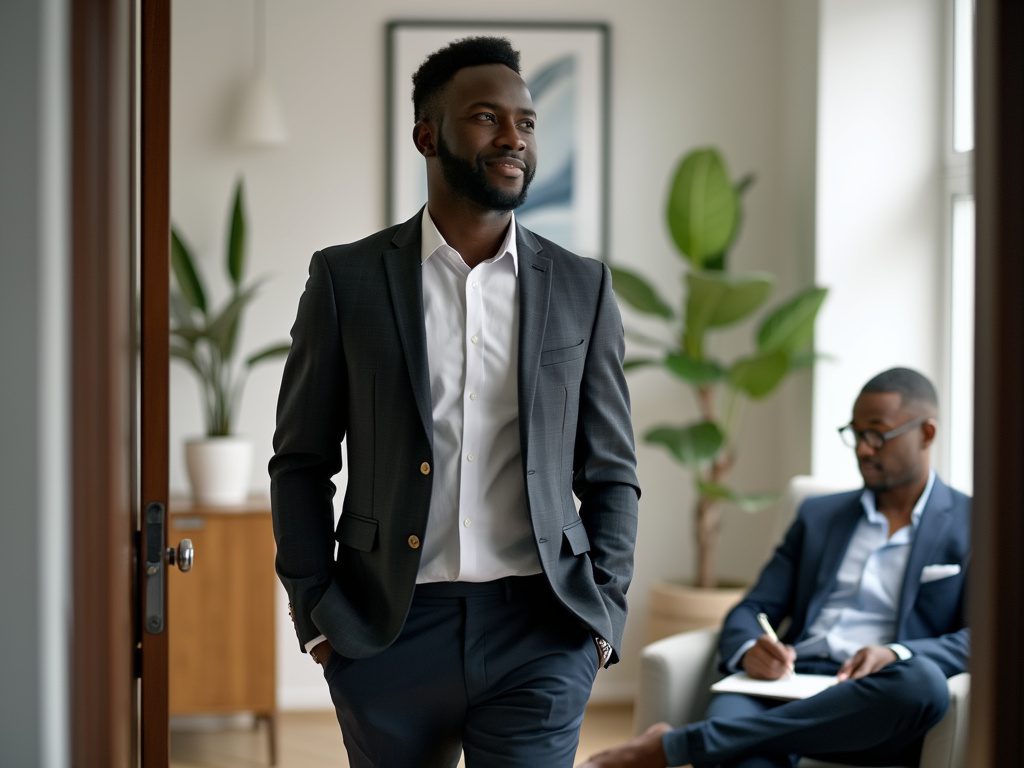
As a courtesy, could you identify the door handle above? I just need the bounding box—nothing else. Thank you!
[168,538,194,572]
[143,501,196,633]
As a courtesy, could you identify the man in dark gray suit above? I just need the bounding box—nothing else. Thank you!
[270,36,639,767]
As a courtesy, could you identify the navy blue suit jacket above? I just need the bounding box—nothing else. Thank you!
[719,476,970,677]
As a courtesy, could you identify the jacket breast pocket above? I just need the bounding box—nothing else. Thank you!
[562,518,591,556]
[335,512,379,552]
[541,338,585,367]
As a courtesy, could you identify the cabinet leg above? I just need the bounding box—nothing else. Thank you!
[264,710,278,766]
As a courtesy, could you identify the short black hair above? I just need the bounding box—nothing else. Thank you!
[411,36,521,121]
[860,367,939,412]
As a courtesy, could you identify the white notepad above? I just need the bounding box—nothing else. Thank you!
[710,672,839,701]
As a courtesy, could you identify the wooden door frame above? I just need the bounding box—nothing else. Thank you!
[70,0,171,765]
[968,0,1024,763]
[70,0,134,764]
[139,0,172,763]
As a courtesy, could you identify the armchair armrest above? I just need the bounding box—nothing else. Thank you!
[633,627,721,735]
[918,672,969,768]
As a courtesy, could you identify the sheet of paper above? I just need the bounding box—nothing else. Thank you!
[710,672,839,701]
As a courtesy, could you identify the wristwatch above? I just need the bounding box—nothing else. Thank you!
[594,635,613,668]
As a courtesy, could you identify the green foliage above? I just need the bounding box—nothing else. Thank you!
[613,147,828,586]
[170,178,290,437]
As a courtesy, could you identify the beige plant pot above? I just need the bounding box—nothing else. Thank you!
[647,580,747,643]
[184,436,253,506]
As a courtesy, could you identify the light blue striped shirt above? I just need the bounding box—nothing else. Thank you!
[795,470,935,662]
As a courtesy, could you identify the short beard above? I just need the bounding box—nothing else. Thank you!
[436,133,534,212]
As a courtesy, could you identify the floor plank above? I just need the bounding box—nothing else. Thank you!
[170,702,634,767]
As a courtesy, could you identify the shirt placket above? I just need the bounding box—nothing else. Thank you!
[458,267,485,575]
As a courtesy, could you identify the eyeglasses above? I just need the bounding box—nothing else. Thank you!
[837,416,926,450]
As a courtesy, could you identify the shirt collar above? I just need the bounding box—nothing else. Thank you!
[859,469,936,528]
[420,207,519,276]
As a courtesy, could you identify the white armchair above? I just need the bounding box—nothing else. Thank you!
[633,627,969,768]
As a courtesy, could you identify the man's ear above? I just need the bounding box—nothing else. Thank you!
[920,418,937,449]
[413,120,436,158]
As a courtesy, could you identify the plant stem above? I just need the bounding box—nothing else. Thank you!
[694,383,735,588]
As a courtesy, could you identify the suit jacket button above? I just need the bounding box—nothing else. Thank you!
[419,462,431,475]
[407,534,421,550]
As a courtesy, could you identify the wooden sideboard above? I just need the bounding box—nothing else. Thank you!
[168,497,277,764]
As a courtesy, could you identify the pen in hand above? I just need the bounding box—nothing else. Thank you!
[756,612,795,677]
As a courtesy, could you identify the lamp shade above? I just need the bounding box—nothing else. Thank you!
[235,76,288,146]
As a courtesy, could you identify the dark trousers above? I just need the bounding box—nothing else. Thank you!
[662,656,950,768]
[322,575,600,768]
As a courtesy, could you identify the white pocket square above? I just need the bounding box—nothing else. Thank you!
[920,563,961,583]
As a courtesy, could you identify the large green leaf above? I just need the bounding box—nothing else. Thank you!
[698,480,778,512]
[687,271,775,329]
[729,349,791,399]
[666,148,739,268]
[684,271,775,356]
[205,283,261,357]
[644,421,724,466]
[245,342,291,368]
[623,357,662,371]
[757,286,828,354]
[664,352,726,385]
[171,228,207,314]
[227,178,247,289]
[611,266,674,319]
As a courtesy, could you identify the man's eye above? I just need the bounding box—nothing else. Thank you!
[475,113,497,122]
[518,120,536,131]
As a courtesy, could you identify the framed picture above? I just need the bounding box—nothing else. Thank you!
[386,20,610,261]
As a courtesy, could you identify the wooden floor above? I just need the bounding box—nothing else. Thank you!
[170,702,633,767]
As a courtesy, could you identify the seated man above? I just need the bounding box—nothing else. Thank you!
[582,367,970,768]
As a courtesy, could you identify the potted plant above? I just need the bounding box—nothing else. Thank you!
[611,147,827,637]
[170,177,290,505]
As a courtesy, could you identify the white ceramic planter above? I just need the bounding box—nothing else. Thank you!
[184,436,254,506]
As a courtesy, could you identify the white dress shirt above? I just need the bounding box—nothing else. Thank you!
[416,209,541,583]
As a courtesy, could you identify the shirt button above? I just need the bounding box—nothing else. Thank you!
[470,335,479,345]
[407,535,421,550]
[469,392,478,401]
[463,518,472,528]
[466,453,476,462]
[472,281,480,289]
[419,462,431,475]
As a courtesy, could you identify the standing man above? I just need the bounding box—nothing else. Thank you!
[270,36,639,768]
[583,367,969,767]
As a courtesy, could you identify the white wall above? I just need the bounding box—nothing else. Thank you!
[812,0,944,484]
[171,0,941,708]
[0,0,70,765]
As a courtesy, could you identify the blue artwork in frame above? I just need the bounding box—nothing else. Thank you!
[387,21,610,261]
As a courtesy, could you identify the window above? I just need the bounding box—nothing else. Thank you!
[944,0,975,491]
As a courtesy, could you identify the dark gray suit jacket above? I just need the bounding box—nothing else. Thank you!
[270,211,640,663]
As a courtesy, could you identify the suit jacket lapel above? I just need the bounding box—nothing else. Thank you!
[383,211,433,444]
[896,477,954,631]
[516,225,551,468]
[804,500,863,630]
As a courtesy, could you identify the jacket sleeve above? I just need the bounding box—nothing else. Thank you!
[572,263,641,660]
[718,513,806,671]
[269,251,346,651]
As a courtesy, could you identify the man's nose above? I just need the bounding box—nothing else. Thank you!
[494,119,526,151]
[855,438,876,459]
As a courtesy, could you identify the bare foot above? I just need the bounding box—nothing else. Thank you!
[578,722,674,767]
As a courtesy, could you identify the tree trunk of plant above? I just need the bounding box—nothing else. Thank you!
[694,384,733,588]
[694,492,719,589]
